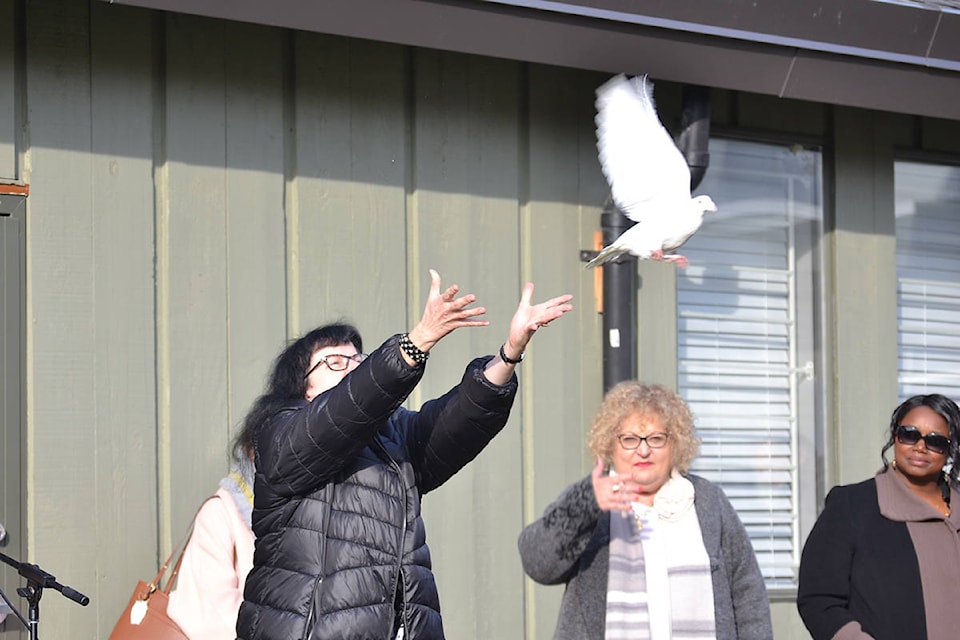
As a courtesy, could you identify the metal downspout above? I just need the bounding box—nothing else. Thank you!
[678,84,712,192]
[600,195,637,392]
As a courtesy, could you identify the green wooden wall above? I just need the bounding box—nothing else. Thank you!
[3,1,960,639]
[4,1,605,637]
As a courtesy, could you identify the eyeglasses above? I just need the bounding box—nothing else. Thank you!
[617,432,669,450]
[304,353,367,378]
[896,425,951,455]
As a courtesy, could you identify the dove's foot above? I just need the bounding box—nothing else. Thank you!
[662,254,689,268]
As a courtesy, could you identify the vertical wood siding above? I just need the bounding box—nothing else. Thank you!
[88,3,160,627]
[11,2,960,639]
[0,0,16,180]
[25,2,104,636]
[13,3,603,638]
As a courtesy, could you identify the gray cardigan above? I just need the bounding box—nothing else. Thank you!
[518,474,773,640]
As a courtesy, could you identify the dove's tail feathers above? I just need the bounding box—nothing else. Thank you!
[585,244,628,269]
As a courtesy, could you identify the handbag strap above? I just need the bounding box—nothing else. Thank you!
[162,531,192,596]
[150,495,221,595]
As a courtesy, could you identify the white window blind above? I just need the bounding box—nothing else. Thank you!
[896,161,960,400]
[677,138,822,592]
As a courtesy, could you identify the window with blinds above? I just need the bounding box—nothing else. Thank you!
[895,160,960,400]
[676,138,823,592]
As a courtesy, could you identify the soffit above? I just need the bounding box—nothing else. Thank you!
[97,0,960,120]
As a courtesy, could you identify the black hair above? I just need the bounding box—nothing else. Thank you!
[881,393,960,486]
[233,323,363,457]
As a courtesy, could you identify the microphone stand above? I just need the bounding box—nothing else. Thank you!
[0,551,90,640]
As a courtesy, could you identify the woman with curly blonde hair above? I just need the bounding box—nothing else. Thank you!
[587,382,701,475]
[519,381,771,640]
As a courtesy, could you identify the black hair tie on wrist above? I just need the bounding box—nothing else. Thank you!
[399,333,429,364]
[499,343,524,365]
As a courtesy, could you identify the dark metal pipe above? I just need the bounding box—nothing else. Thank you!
[677,84,712,191]
[600,197,637,392]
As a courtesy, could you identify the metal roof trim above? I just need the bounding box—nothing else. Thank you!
[473,0,960,71]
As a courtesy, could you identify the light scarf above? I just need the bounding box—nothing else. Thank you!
[605,470,716,640]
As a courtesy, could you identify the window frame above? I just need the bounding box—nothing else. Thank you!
[894,154,960,402]
[674,135,825,598]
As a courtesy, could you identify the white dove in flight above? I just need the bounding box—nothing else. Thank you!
[586,74,717,269]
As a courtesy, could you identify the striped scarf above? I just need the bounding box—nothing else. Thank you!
[604,471,716,640]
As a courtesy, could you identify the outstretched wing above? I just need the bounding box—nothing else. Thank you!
[595,74,692,224]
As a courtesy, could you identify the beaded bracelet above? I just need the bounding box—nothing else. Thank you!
[399,333,429,364]
[499,343,524,365]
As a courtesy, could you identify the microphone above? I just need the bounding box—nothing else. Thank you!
[0,552,90,606]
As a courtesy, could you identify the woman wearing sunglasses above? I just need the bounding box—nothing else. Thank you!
[235,269,573,640]
[798,393,960,640]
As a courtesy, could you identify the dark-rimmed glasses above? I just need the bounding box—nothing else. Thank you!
[617,432,669,450]
[304,353,367,378]
[896,425,951,455]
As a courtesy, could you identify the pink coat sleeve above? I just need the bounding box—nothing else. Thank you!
[168,488,255,640]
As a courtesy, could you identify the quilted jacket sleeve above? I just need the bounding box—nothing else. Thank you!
[396,355,519,494]
[518,475,604,585]
[255,333,424,498]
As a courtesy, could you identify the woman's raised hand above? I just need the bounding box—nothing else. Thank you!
[499,283,574,362]
[407,269,489,353]
[481,282,573,383]
[404,270,574,375]
[591,458,636,512]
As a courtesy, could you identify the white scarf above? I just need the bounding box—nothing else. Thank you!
[605,470,716,640]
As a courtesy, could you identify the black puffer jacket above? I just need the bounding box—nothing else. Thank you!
[236,334,518,640]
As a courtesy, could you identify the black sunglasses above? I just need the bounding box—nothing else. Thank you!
[896,425,951,455]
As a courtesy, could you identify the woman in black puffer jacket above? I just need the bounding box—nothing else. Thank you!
[236,269,572,640]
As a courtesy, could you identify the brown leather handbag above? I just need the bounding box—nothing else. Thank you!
[106,535,192,640]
